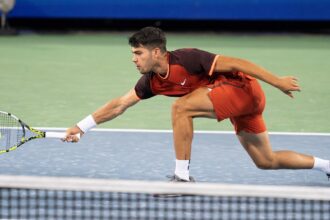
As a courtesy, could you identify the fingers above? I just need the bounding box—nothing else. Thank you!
[63,134,80,143]
[290,77,301,91]
[291,85,301,92]
[62,127,83,143]
[292,76,299,82]
[280,76,301,93]
[278,76,301,98]
[284,91,294,98]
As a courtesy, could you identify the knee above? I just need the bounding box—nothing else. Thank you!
[254,157,277,170]
[172,99,188,116]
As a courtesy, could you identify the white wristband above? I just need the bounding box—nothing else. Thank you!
[77,115,97,133]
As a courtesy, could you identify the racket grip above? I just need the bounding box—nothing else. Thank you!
[45,132,80,140]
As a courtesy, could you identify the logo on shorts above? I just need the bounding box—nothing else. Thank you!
[180,78,187,86]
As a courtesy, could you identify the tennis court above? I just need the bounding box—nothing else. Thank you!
[0,129,330,219]
[1,33,330,132]
[1,30,330,219]
[0,129,329,186]
[1,32,329,181]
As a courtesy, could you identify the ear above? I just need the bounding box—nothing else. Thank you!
[152,48,161,58]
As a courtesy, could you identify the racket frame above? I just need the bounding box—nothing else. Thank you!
[0,111,73,154]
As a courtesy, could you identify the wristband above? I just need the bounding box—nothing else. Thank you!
[77,115,97,133]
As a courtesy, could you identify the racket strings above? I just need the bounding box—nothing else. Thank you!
[0,112,24,150]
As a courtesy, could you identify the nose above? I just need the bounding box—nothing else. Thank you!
[132,55,137,63]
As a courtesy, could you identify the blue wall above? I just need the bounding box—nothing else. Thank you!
[9,0,330,21]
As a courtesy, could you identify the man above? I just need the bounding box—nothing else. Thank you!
[65,27,330,182]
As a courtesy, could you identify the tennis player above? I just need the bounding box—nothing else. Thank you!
[65,27,330,182]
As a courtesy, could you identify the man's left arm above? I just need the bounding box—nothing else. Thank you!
[213,55,301,98]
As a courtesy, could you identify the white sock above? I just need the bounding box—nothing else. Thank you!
[174,159,190,181]
[313,157,330,174]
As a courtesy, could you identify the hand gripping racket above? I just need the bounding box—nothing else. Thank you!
[0,111,79,155]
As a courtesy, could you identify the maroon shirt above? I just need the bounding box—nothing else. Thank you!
[134,48,218,99]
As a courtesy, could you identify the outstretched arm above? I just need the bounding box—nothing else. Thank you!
[214,55,301,98]
[64,88,140,141]
[92,88,140,124]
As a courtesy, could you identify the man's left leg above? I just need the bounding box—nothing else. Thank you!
[237,131,314,169]
[237,130,330,177]
[171,87,216,181]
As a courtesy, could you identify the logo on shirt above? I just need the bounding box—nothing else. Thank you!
[180,78,187,86]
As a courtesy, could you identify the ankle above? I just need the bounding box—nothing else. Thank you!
[175,159,190,181]
[313,157,330,174]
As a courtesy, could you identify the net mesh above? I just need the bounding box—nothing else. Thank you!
[0,112,24,151]
[0,175,329,220]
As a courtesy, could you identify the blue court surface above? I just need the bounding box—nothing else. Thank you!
[1,130,329,187]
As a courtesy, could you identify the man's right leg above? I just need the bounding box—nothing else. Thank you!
[171,87,217,181]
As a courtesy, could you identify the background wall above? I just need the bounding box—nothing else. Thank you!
[10,0,330,21]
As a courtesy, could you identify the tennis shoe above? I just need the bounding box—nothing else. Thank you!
[152,175,195,198]
[167,174,196,182]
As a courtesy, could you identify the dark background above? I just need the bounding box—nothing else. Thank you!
[5,0,330,33]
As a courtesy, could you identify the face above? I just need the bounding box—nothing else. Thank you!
[131,46,157,74]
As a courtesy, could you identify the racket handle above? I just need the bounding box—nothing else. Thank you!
[45,132,80,140]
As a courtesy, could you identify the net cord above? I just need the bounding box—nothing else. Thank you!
[0,175,329,201]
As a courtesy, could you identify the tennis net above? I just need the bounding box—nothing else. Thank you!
[0,175,329,220]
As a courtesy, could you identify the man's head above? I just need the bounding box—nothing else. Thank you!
[129,27,167,74]
[129,26,167,52]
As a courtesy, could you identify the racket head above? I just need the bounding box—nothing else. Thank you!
[0,111,44,154]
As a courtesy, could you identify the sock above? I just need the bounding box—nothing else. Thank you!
[174,159,190,181]
[313,157,330,174]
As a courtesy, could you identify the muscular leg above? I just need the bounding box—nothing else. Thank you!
[237,131,314,169]
[171,87,216,160]
[171,87,329,180]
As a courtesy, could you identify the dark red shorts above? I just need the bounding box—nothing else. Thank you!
[208,77,266,134]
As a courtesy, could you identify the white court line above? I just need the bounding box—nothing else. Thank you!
[36,127,330,136]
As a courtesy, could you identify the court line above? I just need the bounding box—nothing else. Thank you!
[38,127,330,136]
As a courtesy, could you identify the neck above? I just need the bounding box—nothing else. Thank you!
[153,52,168,76]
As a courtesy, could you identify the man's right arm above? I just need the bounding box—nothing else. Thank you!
[93,88,140,124]
[64,88,140,141]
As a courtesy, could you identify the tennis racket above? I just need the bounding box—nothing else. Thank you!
[0,111,79,155]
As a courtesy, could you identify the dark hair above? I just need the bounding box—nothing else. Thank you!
[129,27,167,52]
